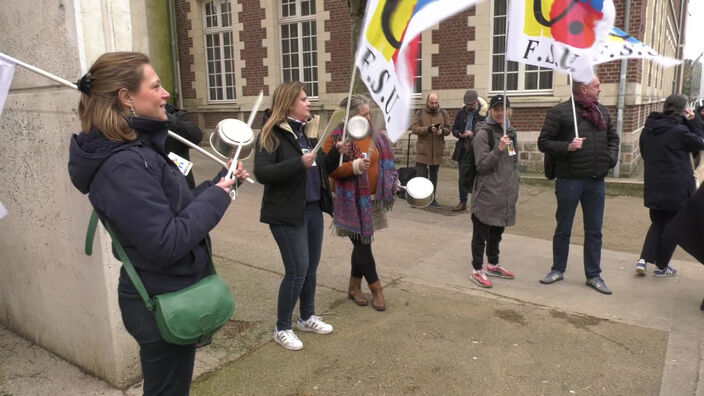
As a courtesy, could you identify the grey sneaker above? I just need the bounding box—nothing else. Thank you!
[539,270,564,284]
[586,277,612,295]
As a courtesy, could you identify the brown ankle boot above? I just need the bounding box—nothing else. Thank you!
[368,280,386,311]
[348,277,368,306]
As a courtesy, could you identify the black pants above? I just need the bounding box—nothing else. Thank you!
[350,237,379,284]
[119,292,196,396]
[415,162,439,201]
[640,209,678,270]
[471,214,504,270]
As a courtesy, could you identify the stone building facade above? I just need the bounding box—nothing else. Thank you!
[173,0,686,177]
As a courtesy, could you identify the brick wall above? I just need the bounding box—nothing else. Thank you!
[175,0,196,99]
[431,8,475,90]
[597,0,644,84]
[324,0,351,93]
[239,0,268,96]
[392,100,663,177]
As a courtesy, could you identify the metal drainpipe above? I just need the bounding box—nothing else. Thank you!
[674,0,686,93]
[614,0,632,177]
[168,0,184,109]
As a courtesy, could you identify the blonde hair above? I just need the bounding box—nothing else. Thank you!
[78,52,150,142]
[258,82,306,152]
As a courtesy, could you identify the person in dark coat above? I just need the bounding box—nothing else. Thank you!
[663,183,704,310]
[537,76,619,295]
[165,103,203,189]
[451,89,487,212]
[635,94,704,276]
[68,52,249,395]
[253,82,344,351]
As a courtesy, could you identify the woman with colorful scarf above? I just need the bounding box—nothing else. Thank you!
[322,95,398,311]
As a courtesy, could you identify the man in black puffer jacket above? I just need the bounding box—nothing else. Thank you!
[537,77,619,295]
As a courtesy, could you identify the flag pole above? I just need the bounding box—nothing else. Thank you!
[339,62,358,166]
[569,74,580,138]
[0,53,258,183]
[502,2,509,136]
[0,53,77,90]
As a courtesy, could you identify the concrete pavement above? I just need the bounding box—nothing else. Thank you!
[2,159,703,395]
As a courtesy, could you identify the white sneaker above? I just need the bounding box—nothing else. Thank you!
[273,328,303,351]
[296,315,333,334]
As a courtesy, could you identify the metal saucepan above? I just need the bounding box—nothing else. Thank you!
[346,115,370,140]
[403,177,434,208]
[210,118,255,160]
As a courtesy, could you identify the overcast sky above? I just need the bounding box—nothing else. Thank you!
[684,0,704,60]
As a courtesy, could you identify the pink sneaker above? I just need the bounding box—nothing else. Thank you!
[486,264,515,279]
[470,270,493,288]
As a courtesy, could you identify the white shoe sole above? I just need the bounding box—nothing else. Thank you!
[273,334,303,351]
[635,266,646,276]
[296,323,333,335]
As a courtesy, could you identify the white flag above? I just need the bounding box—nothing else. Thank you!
[0,53,16,116]
[506,0,615,83]
[594,27,681,67]
[356,0,484,143]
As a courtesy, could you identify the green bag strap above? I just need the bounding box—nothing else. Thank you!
[85,211,99,256]
[84,210,219,311]
[84,210,154,311]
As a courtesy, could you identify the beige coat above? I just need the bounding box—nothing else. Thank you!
[470,119,520,227]
[411,107,451,165]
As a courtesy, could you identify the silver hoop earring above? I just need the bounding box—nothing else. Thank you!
[130,107,137,117]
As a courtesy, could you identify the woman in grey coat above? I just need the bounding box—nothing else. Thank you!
[469,95,520,288]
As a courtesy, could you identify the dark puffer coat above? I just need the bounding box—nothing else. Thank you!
[68,117,230,295]
[538,100,619,179]
[640,112,704,211]
[254,121,341,226]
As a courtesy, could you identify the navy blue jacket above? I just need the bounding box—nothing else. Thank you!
[68,117,230,295]
[640,112,704,211]
[254,121,341,225]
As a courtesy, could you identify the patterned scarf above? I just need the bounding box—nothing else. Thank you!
[573,91,606,130]
[330,126,398,243]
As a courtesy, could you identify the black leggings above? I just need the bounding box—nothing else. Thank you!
[350,237,379,284]
[471,214,504,270]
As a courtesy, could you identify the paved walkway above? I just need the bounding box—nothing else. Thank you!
[2,161,703,395]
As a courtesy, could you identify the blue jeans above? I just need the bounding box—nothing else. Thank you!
[551,178,605,279]
[270,202,324,331]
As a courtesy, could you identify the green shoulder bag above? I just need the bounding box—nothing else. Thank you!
[85,211,235,345]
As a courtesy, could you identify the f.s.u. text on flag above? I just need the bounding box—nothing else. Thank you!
[355,0,485,143]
